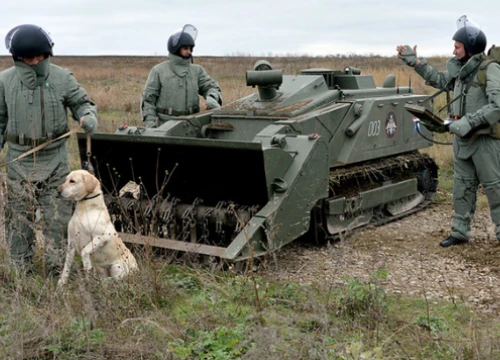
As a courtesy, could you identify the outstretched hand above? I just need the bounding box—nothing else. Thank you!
[396,45,419,67]
[396,45,417,57]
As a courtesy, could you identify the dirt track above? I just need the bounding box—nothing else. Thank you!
[263,202,500,314]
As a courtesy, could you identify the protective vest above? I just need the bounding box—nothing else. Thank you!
[141,54,221,122]
[0,58,97,181]
[415,53,500,158]
[452,54,500,140]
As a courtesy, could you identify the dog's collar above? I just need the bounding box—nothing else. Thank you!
[83,193,102,201]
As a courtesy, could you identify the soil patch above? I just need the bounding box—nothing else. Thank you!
[261,203,500,314]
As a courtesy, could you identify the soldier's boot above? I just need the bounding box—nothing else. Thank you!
[440,235,468,248]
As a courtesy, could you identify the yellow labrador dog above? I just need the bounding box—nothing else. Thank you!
[57,169,137,287]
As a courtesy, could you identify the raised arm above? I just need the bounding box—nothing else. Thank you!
[397,44,456,90]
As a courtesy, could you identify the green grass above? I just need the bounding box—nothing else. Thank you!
[1,258,499,359]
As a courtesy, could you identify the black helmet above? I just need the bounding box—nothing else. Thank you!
[167,24,198,55]
[453,27,487,55]
[5,24,54,58]
[452,15,487,55]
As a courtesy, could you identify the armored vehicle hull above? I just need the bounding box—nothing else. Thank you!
[78,63,437,261]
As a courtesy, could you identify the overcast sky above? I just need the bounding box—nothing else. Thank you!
[0,0,498,57]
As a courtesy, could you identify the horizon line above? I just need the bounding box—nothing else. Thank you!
[0,53,451,58]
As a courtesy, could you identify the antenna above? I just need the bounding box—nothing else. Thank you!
[409,74,412,94]
[396,69,400,94]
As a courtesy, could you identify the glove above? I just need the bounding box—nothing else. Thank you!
[399,45,418,67]
[205,96,220,110]
[81,115,98,136]
[448,117,472,138]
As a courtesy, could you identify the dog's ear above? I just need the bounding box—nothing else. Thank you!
[83,172,99,194]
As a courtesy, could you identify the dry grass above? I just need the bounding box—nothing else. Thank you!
[0,245,499,359]
[0,54,452,169]
[0,54,446,113]
[4,55,493,359]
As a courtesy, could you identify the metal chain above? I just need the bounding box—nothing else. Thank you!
[181,198,201,242]
[199,208,213,244]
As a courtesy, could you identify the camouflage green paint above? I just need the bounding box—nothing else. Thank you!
[78,64,438,260]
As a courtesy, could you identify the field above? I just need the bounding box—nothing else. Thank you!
[1,55,500,359]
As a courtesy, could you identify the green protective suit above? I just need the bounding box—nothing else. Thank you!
[0,57,98,269]
[141,53,222,126]
[415,54,500,241]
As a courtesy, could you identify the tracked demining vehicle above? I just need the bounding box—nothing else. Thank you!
[77,60,438,262]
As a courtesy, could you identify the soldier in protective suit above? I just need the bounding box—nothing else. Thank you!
[141,24,222,127]
[397,15,500,247]
[0,24,98,271]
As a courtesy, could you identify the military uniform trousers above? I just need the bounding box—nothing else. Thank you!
[451,135,500,241]
[5,148,72,270]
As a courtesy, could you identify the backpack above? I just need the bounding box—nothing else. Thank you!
[477,45,500,92]
[473,45,500,140]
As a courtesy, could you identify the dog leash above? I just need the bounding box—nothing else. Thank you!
[0,128,79,168]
